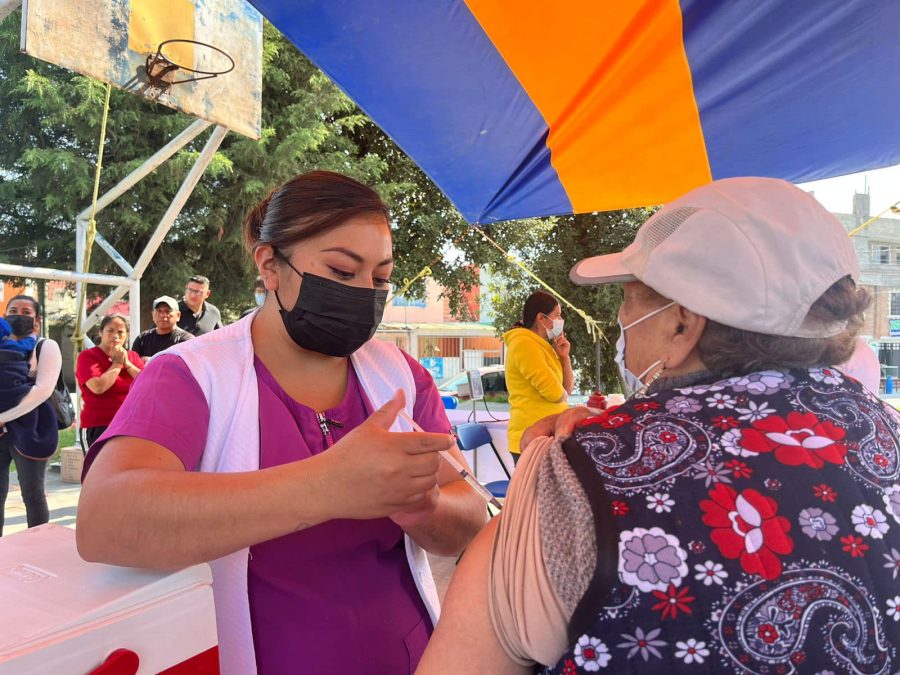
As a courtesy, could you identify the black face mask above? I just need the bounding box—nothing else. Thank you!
[274,254,387,358]
[5,315,34,337]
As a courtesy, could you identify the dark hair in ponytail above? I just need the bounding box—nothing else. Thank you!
[243,171,391,253]
[516,291,559,329]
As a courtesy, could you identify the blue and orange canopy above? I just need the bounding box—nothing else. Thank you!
[250,0,900,223]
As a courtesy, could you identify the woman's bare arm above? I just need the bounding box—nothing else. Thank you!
[415,518,528,675]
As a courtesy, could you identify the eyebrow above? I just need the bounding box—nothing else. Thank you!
[320,247,393,267]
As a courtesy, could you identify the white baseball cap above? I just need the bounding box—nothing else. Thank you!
[152,295,180,310]
[569,177,859,338]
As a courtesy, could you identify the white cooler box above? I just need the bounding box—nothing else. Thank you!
[0,524,218,674]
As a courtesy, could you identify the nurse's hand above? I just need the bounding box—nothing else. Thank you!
[323,390,450,521]
[389,484,440,528]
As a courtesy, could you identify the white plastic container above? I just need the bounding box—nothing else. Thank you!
[0,524,217,674]
[59,446,84,484]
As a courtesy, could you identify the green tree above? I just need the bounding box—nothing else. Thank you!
[0,17,491,324]
[485,209,654,392]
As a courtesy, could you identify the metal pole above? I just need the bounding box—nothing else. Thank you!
[84,284,130,333]
[595,339,603,391]
[0,263,129,286]
[129,280,141,342]
[37,279,46,338]
[131,125,228,279]
[75,218,87,338]
[93,231,134,276]
[74,119,212,222]
[0,0,21,22]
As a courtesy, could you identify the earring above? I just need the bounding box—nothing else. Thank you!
[635,361,667,398]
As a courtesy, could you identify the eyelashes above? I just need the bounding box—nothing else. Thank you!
[328,267,392,288]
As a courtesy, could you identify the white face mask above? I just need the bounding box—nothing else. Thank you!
[546,317,564,341]
[614,301,676,397]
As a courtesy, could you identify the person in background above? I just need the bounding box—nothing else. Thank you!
[0,295,62,535]
[503,291,574,463]
[76,170,485,674]
[132,296,194,363]
[178,275,223,336]
[75,313,143,450]
[418,177,900,674]
[240,277,267,319]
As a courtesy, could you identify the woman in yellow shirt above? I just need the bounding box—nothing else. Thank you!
[502,291,574,461]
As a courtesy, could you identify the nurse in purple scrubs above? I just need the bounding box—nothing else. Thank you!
[77,171,486,675]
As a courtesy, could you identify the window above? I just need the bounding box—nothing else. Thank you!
[890,292,900,317]
[481,371,505,393]
[870,243,900,265]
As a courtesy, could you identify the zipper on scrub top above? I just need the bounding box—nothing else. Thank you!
[315,412,344,448]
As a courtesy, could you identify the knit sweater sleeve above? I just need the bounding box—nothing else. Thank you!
[488,436,595,666]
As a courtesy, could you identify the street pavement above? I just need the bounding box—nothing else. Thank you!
[4,466,81,537]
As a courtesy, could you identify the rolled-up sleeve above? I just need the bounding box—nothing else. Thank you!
[488,436,570,666]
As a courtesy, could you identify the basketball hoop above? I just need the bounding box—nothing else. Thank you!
[145,39,235,92]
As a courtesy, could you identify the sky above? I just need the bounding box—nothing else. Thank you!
[800,164,900,220]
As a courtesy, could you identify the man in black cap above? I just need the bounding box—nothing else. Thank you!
[132,296,194,363]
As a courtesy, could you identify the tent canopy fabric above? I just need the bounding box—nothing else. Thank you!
[249,0,900,223]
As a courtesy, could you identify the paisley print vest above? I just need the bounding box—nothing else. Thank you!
[544,368,900,674]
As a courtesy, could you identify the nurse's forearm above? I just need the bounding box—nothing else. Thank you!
[77,449,336,569]
[403,480,487,557]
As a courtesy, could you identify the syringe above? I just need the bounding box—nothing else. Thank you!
[396,409,503,511]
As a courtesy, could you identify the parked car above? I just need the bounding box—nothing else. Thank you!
[436,365,593,405]
[437,366,506,400]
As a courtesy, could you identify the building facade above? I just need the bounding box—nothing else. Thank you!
[836,191,900,386]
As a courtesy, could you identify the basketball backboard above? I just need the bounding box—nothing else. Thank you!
[20,0,262,139]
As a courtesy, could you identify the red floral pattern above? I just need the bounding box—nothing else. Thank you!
[548,367,899,675]
[739,412,847,468]
[700,484,794,580]
[712,415,740,430]
[840,534,869,558]
[814,484,838,502]
[725,459,752,479]
[758,623,779,644]
[651,584,695,620]
[600,411,633,429]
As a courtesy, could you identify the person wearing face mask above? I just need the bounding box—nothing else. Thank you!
[417,178,900,675]
[76,171,486,675]
[503,291,574,463]
[0,295,62,535]
[240,277,268,319]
